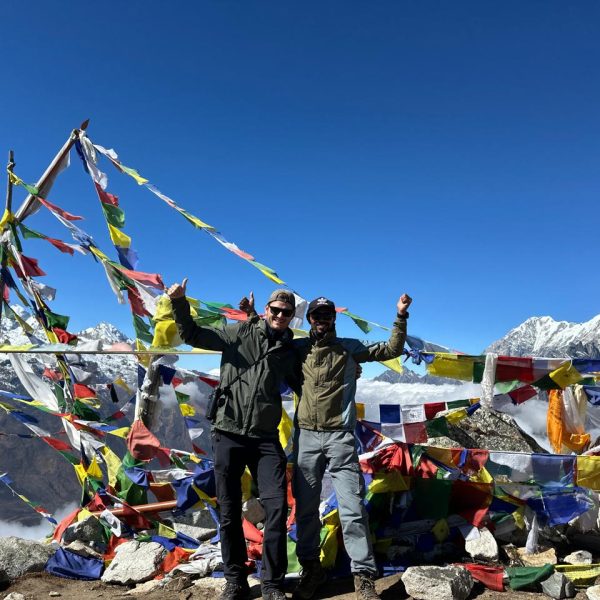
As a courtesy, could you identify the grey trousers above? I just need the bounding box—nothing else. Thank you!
[293,429,377,575]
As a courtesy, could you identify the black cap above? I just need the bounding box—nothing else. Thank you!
[307,297,336,316]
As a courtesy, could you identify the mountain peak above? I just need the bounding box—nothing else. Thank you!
[485,314,600,358]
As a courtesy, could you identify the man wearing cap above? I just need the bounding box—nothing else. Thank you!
[292,293,412,600]
[167,279,298,600]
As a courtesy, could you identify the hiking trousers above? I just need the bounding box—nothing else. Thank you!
[212,429,288,591]
[293,429,377,575]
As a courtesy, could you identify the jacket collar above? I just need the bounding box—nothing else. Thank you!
[309,327,337,346]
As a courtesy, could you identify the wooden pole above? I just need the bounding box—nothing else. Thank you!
[14,119,89,223]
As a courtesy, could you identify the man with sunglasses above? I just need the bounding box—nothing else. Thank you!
[167,279,298,600]
[292,293,412,600]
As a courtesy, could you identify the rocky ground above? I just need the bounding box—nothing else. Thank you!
[0,571,591,600]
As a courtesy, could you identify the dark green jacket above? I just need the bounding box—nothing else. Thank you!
[293,316,407,431]
[171,296,297,438]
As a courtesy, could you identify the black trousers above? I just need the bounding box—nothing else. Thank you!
[212,429,288,591]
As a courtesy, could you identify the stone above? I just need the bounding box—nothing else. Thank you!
[563,550,593,565]
[0,536,57,581]
[587,584,600,600]
[166,509,217,543]
[4,593,26,600]
[401,565,473,600]
[101,540,167,585]
[65,540,104,560]
[464,527,499,562]
[540,572,576,599]
[194,578,228,593]
[127,579,165,594]
[62,515,106,546]
[517,546,557,566]
[242,497,266,525]
[49,593,61,597]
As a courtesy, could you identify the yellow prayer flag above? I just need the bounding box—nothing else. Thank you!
[427,353,475,381]
[121,165,149,185]
[108,224,131,248]
[77,508,94,522]
[180,209,214,230]
[356,403,365,420]
[0,209,14,229]
[179,403,196,417]
[157,522,177,539]
[278,406,293,452]
[432,518,450,542]
[87,456,103,480]
[320,522,340,569]
[73,464,87,486]
[380,357,403,374]
[151,319,182,348]
[445,408,468,424]
[107,426,130,439]
[550,361,584,388]
[100,446,122,488]
[576,456,600,491]
[369,471,410,493]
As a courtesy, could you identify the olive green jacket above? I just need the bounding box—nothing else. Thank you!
[171,296,297,438]
[293,316,407,431]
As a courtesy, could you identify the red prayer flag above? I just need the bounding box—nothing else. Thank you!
[74,383,97,399]
[95,183,119,206]
[127,419,161,461]
[47,237,75,255]
[119,268,164,289]
[37,196,83,221]
[52,328,78,345]
[462,564,504,592]
[42,436,73,452]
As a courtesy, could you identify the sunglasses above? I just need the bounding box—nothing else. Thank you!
[310,312,335,321]
[269,305,294,317]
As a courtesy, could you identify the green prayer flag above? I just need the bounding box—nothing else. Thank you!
[101,203,126,229]
[175,391,190,404]
[506,564,554,590]
[132,315,154,344]
[413,478,452,519]
[426,417,449,438]
[341,310,372,334]
[18,223,45,240]
[44,310,70,330]
[72,400,101,421]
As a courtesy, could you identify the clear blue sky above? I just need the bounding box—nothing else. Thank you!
[1,2,599,376]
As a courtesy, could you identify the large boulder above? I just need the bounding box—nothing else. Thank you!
[101,540,166,585]
[402,565,473,600]
[0,536,56,581]
[165,509,217,543]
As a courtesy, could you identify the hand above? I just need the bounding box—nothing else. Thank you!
[355,363,363,380]
[239,291,255,315]
[166,277,188,299]
[397,293,412,316]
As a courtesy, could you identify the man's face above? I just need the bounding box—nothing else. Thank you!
[309,310,336,335]
[265,301,295,332]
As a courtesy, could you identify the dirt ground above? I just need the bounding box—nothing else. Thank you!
[0,572,590,600]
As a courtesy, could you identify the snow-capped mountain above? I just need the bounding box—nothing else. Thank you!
[484,314,600,358]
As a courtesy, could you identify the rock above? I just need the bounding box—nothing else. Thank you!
[65,540,104,560]
[4,593,26,600]
[49,592,61,597]
[587,584,600,600]
[540,572,576,599]
[242,497,266,525]
[62,515,106,546]
[0,536,57,581]
[0,567,8,584]
[127,579,165,594]
[101,540,167,585]
[193,578,227,593]
[563,550,593,565]
[517,546,557,566]
[401,565,473,600]
[164,572,194,592]
[464,527,498,562]
[166,509,217,542]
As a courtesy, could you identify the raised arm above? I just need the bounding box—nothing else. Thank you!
[167,278,230,351]
[352,293,412,362]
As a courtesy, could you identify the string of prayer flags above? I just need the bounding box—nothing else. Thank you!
[90,139,286,284]
[0,472,57,525]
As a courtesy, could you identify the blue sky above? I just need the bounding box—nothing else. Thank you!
[1,2,599,376]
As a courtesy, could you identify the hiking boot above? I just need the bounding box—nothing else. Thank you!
[293,560,327,600]
[220,581,251,600]
[353,574,379,600]
[262,589,287,600]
